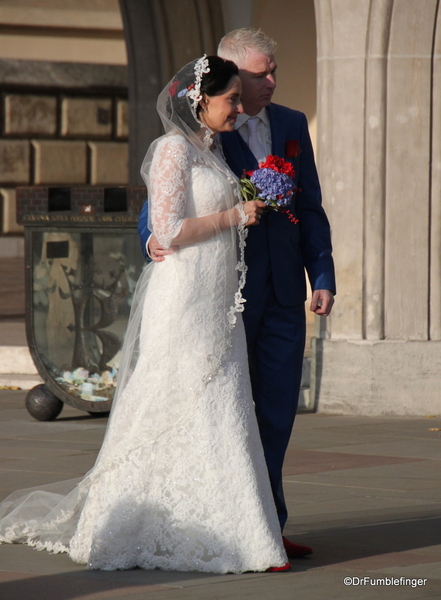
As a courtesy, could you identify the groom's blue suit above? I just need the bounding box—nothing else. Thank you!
[138,102,335,530]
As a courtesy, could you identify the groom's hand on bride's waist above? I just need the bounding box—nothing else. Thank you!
[147,234,178,262]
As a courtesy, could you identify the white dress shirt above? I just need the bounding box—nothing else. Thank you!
[235,108,272,159]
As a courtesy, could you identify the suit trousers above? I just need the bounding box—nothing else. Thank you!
[242,277,306,531]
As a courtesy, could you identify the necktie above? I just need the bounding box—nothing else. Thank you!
[247,117,267,163]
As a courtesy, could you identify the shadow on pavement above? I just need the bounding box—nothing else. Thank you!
[286,509,440,570]
[1,511,440,599]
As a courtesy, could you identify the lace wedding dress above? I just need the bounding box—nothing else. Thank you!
[0,134,287,573]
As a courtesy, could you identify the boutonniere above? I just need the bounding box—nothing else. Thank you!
[285,139,301,158]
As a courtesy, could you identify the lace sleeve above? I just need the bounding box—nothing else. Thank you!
[149,136,191,249]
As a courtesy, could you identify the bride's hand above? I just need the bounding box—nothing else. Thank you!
[241,200,266,226]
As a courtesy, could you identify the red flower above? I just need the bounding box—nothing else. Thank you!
[168,81,179,97]
[285,140,300,158]
[280,208,299,224]
[258,155,295,179]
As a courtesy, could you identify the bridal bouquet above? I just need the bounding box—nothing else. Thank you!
[239,155,299,223]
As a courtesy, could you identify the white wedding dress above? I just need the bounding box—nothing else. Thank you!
[0,135,287,573]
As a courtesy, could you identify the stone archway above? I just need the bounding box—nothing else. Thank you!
[119,0,225,184]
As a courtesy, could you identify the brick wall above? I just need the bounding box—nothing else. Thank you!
[16,186,145,226]
[0,60,129,236]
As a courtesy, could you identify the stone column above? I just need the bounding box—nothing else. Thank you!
[119,0,224,185]
[431,5,441,340]
[313,0,441,415]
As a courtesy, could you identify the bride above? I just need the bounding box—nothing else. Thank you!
[0,55,289,574]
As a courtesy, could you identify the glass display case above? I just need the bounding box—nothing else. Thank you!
[17,186,146,419]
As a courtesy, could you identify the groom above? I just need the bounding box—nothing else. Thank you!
[138,28,336,558]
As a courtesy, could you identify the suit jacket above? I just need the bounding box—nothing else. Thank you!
[220,103,336,308]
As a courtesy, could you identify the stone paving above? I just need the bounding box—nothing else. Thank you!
[0,390,440,600]
[1,252,440,598]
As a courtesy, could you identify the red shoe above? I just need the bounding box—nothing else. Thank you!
[283,537,313,557]
[266,562,291,572]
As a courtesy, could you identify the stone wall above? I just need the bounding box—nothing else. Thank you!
[0,60,128,236]
[0,0,126,65]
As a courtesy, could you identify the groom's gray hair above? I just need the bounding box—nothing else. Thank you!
[217,28,277,68]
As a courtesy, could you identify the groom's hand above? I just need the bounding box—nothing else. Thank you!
[148,234,178,262]
[310,289,334,316]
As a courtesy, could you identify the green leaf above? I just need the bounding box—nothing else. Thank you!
[239,178,258,202]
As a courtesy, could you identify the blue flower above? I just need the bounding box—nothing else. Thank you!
[250,168,294,207]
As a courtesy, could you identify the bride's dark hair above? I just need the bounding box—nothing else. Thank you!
[199,55,239,99]
[166,55,239,132]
